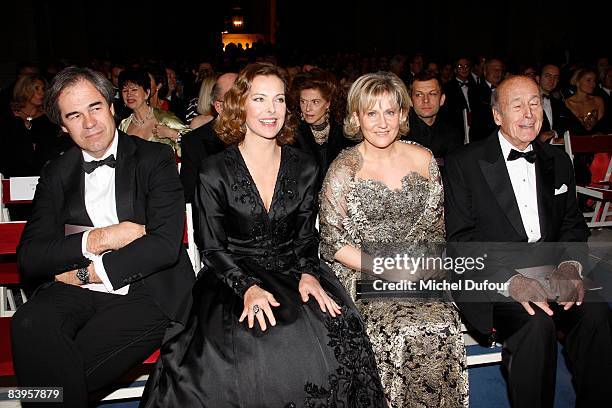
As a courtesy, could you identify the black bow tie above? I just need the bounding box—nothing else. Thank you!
[83,154,116,174]
[458,80,468,87]
[542,93,551,99]
[507,149,537,163]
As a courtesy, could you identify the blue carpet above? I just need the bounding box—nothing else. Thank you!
[467,344,575,408]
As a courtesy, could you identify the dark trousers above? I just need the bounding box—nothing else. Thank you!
[493,295,612,408]
[11,281,168,407]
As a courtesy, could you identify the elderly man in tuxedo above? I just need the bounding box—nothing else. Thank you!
[11,67,195,407]
[444,75,611,408]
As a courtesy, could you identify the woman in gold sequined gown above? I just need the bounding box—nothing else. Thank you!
[319,72,468,407]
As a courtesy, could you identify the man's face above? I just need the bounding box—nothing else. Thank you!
[485,60,504,86]
[493,77,543,150]
[539,65,560,94]
[213,73,238,115]
[166,68,177,91]
[58,79,116,158]
[410,55,424,74]
[110,67,123,87]
[604,70,612,89]
[455,58,471,81]
[198,63,213,78]
[410,79,445,121]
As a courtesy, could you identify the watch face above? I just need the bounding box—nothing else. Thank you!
[77,267,90,284]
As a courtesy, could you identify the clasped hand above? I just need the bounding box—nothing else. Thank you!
[57,221,146,286]
[240,274,341,331]
[509,264,584,316]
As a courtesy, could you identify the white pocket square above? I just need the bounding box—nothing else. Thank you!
[554,184,568,195]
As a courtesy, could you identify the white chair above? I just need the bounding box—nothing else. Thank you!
[462,108,470,144]
[564,131,612,228]
[185,203,201,273]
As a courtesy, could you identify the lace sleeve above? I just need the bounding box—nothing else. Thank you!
[427,157,446,240]
[319,149,359,262]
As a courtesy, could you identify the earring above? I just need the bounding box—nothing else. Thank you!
[300,112,304,121]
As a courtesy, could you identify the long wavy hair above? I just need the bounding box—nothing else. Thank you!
[11,74,47,112]
[215,62,295,146]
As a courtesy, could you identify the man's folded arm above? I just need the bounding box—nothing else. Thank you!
[17,166,90,282]
[101,145,186,290]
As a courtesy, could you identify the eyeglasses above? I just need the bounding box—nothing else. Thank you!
[456,64,470,69]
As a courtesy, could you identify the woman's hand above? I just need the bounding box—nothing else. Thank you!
[153,123,179,141]
[299,274,341,317]
[239,285,280,331]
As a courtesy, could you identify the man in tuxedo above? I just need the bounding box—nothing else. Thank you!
[469,58,504,143]
[444,75,612,407]
[405,71,462,158]
[11,67,195,407]
[442,57,476,138]
[537,64,570,142]
[180,72,237,203]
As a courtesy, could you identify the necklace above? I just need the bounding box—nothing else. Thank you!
[131,106,153,127]
[310,121,330,145]
[19,108,38,130]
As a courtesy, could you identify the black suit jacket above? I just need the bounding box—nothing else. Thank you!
[441,77,476,134]
[443,131,589,333]
[540,95,571,136]
[17,131,195,323]
[180,120,226,203]
[469,82,498,143]
[404,109,462,159]
[293,120,355,188]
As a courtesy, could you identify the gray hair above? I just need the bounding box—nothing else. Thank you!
[44,66,114,126]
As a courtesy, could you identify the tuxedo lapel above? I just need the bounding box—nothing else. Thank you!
[479,135,528,239]
[115,132,136,222]
[534,142,554,240]
[63,148,93,226]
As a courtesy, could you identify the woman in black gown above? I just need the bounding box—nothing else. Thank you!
[141,62,385,407]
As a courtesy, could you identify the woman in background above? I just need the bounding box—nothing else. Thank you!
[189,73,219,129]
[291,68,354,187]
[118,69,189,156]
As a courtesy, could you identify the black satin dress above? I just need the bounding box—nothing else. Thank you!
[141,145,385,407]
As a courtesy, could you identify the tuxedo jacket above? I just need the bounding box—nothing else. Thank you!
[404,109,462,159]
[540,95,571,136]
[180,120,226,203]
[442,77,476,134]
[468,82,498,143]
[443,131,589,333]
[17,131,195,323]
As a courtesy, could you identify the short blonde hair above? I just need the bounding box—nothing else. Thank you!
[196,73,219,116]
[343,71,410,141]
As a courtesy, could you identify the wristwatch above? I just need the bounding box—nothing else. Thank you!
[76,265,90,285]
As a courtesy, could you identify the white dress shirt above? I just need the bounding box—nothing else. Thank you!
[80,130,129,295]
[456,78,471,110]
[498,131,541,242]
[542,96,553,129]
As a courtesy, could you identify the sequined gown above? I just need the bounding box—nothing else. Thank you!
[319,143,469,407]
[140,145,385,407]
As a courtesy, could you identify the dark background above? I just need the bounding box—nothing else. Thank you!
[1,0,609,84]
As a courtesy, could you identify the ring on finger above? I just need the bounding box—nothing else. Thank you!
[252,304,260,314]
